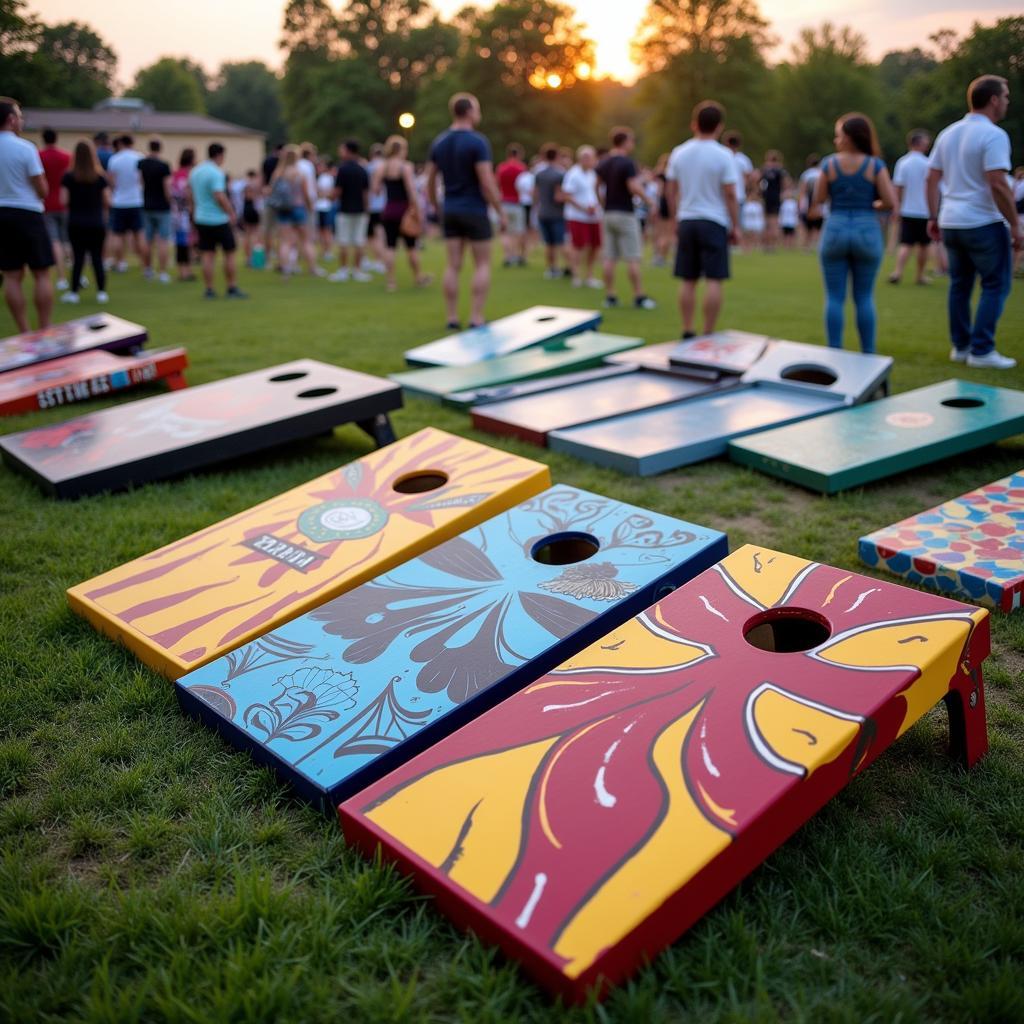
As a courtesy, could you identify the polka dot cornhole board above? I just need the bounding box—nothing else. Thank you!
[403,307,601,368]
[341,544,990,1001]
[729,380,1024,493]
[0,347,188,416]
[0,314,147,374]
[860,470,1024,612]
[67,428,550,678]
[0,359,402,499]
[175,484,727,805]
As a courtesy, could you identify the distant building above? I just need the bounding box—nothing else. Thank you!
[22,102,266,178]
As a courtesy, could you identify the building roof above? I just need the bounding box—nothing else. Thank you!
[23,108,266,138]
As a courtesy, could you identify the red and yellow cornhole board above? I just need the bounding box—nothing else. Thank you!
[68,428,550,678]
[341,545,990,1001]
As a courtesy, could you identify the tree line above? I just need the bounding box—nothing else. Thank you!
[2,0,1020,172]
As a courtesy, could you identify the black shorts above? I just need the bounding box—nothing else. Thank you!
[899,216,930,246]
[381,216,416,250]
[196,222,237,253]
[801,213,823,230]
[764,200,781,217]
[0,207,56,272]
[368,211,382,232]
[674,219,729,281]
[110,207,143,234]
[443,210,492,242]
[782,225,796,236]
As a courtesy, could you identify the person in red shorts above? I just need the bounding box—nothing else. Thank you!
[559,144,602,289]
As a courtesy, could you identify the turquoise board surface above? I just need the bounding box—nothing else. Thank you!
[175,484,727,804]
[472,370,736,446]
[391,331,640,405]
[451,363,638,407]
[403,307,602,367]
[739,340,892,405]
[548,384,842,476]
[729,380,1024,493]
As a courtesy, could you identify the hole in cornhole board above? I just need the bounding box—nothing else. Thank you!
[531,531,600,566]
[270,371,309,382]
[535,315,557,322]
[941,397,985,409]
[780,364,838,387]
[297,387,338,398]
[86,317,107,331]
[392,470,449,494]
[744,608,831,653]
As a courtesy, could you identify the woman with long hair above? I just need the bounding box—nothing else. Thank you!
[59,139,109,303]
[269,144,319,275]
[809,112,896,353]
[371,135,431,292]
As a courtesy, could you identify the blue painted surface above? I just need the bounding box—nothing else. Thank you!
[549,385,842,476]
[176,485,727,805]
[404,307,602,368]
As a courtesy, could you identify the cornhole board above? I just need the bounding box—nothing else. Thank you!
[472,370,738,447]
[606,341,724,381]
[860,470,1024,612]
[453,363,638,408]
[728,380,1024,494]
[341,544,990,1002]
[668,330,771,375]
[392,332,641,407]
[739,340,892,405]
[176,484,727,805]
[0,347,189,416]
[0,359,403,499]
[0,314,147,374]
[67,428,550,678]
[549,384,843,476]
[404,307,602,368]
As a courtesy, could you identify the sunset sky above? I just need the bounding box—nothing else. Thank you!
[32,0,1019,85]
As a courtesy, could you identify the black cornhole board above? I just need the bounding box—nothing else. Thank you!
[0,314,147,374]
[0,359,402,499]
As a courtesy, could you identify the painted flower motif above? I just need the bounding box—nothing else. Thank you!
[538,562,638,601]
[243,665,358,744]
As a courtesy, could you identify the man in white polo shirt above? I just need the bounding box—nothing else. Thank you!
[0,96,54,331]
[927,74,1020,369]
[889,129,933,285]
[665,100,740,338]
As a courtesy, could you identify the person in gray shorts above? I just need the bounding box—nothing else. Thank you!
[596,127,656,309]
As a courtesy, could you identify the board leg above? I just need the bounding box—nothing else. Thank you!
[943,666,988,769]
[357,413,396,448]
[165,372,188,391]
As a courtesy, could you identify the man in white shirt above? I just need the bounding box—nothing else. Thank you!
[665,100,741,337]
[106,134,147,272]
[559,145,602,288]
[890,130,933,285]
[927,74,1020,369]
[0,97,55,331]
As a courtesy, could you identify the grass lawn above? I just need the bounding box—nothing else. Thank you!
[1,241,1022,1023]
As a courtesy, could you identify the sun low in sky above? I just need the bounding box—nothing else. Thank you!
[32,0,1019,85]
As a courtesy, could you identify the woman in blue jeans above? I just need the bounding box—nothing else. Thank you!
[810,114,896,353]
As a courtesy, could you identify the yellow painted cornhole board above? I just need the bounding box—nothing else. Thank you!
[68,428,550,679]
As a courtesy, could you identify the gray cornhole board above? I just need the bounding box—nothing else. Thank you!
[740,340,893,405]
[606,341,722,381]
[667,330,771,375]
[471,371,738,447]
[452,362,638,407]
[403,306,602,367]
[548,384,842,476]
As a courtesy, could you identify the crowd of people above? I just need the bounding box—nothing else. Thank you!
[0,76,1020,365]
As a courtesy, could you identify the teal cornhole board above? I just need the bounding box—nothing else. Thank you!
[548,384,842,476]
[740,340,892,405]
[404,307,602,367]
[668,330,771,375]
[606,340,723,380]
[729,380,1024,493]
[392,332,641,406]
[452,363,638,407]
[472,370,737,446]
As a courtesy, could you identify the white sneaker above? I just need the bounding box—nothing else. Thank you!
[967,350,1017,370]
[56,278,68,291]
[60,291,80,304]
[352,270,372,282]
[543,268,559,280]
[96,291,109,304]
[158,272,171,284]
[328,269,350,282]
[79,274,89,289]
[312,266,327,278]
[949,347,968,363]
[585,277,603,289]
[117,261,128,273]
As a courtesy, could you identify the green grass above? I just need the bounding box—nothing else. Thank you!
[1,242,1022,1022]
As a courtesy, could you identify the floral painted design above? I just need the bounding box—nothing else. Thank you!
[538,563,637,601]
[242,666,358,744]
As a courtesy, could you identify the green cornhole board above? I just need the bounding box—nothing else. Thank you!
[729,379,1024,493]
[390,331,642,407]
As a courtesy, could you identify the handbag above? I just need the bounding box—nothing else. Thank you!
[399,203,422,238]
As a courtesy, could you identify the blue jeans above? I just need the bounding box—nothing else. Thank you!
[942,222,1011,356]
[819,210,883,353]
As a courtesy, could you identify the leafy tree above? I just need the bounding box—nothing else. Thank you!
[208,61,286,141]
[34,22,117,108]
[131,57,207,113]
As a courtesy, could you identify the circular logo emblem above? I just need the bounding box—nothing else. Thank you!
[886,411,934,429]
[298,498,389,542]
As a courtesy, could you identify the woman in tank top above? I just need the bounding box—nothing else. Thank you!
[370,135,431,292]
[809,113,896,354]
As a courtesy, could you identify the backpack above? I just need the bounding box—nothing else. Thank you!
[266,175,293,211]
